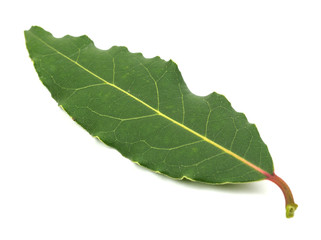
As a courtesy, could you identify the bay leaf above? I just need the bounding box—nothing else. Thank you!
[25,26,297,218]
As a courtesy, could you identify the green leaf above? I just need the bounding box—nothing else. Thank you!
[25,26,297,217]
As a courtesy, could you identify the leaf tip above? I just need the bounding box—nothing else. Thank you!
[286,203,298,218]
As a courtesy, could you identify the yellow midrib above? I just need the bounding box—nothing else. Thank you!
[29,31,270,177]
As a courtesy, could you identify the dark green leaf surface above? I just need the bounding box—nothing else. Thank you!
[25,26,274,184]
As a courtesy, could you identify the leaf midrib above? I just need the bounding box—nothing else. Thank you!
[29,31,270,178]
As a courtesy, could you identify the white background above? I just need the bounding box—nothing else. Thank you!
[1,0,320,239]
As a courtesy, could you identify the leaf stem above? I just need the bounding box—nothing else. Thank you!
[266,173,298,218]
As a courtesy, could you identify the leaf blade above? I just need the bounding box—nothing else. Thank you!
[25,26,274,184]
